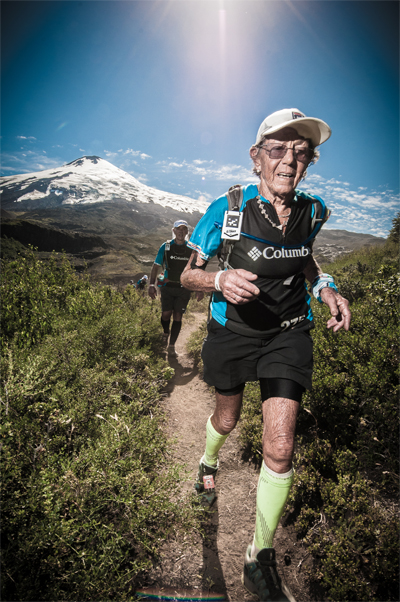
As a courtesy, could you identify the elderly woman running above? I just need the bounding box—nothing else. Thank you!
[181,108,351,602]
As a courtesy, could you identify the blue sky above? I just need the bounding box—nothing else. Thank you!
[1,0,399,237]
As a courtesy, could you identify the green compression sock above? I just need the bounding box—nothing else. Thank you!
[253,461,294,553]
[203,416,228,467]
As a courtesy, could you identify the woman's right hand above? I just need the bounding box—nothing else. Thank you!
[219,269,260,305]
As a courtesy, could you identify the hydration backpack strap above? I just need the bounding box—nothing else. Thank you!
[226,184,243,211]
[164,240,171,271]
[311,200,331,232]
[218,185,244,270]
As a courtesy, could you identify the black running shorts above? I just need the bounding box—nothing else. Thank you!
[201,318,313,391]
[160,284,191,313]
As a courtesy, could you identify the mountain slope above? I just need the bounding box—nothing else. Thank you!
[1,156,386,283]
[0,156,208,214]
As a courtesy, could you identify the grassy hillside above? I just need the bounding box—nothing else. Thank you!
[0,250,201,601]
[1,201,386,285]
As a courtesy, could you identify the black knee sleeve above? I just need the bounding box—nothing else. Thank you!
[259,378,305,403]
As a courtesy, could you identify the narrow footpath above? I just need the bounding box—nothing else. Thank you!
[142,312,311,602]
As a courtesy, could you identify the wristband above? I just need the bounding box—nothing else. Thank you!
[312,273,338,303]
[214,271,223,292]
[149,284,156,289]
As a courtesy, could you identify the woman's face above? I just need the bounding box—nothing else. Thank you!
[251,127,311,200]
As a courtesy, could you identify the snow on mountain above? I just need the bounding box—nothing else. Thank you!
[0,156,209,214]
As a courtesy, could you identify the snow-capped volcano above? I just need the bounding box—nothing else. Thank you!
[0,156,209,214]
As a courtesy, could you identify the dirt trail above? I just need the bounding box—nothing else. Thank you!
[143,312,311,601]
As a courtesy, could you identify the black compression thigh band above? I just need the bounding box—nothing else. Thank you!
[215,383,246,396]
[259,378,305,403]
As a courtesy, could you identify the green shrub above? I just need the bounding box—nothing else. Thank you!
[186,291,212,317]
[1,252,199,601]
[239,382,263,458]
[236,238,399,601]
[186,317,208,371]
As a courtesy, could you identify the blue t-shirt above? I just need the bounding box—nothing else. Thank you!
[188,184,330,338]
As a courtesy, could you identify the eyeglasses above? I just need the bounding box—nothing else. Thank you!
[259,144,313,164]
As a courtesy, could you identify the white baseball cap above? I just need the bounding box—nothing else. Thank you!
[255,108,331,147]
[173,220,189,228]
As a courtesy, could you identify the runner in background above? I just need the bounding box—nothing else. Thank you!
[135,274,148,291]
[148,220,203,356]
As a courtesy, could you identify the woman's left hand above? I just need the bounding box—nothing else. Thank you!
[320,287,351,332]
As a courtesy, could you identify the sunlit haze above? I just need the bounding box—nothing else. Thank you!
[1,0,398,237]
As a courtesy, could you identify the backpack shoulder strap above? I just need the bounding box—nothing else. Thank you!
[164,240,171,270]
[310,197,331,239]
[226,183,243,211]
[296,190,331,241]
[218,185,244,270]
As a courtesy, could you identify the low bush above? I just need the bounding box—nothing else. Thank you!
[1,251,199,601]
[186,317,208,371]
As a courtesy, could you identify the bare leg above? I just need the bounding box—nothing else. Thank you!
[196,390,244,504]
[262,397,299,473]
[250,397,299,557]
[200,390,243,468]
[211,390,244,435]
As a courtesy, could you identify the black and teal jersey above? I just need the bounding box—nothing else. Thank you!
[188,183,330,338]
[154,239,192,283]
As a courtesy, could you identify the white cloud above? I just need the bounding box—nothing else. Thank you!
[156,157,258,184]
[0,150,64,175]
[300,173,399,236]
[136,173,149,184]
[16,135,36,141]
[326,178,346,185]
[122,149,151,159]
[124,149,140,156]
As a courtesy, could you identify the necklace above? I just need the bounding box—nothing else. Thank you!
[257,197,291,231]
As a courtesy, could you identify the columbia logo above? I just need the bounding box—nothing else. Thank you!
[248,246,262,261]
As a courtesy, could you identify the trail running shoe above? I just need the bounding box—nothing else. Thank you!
[194,457,218,506]
[167,345,177,356]
[242,546,295,602]
[162,332,169,346]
